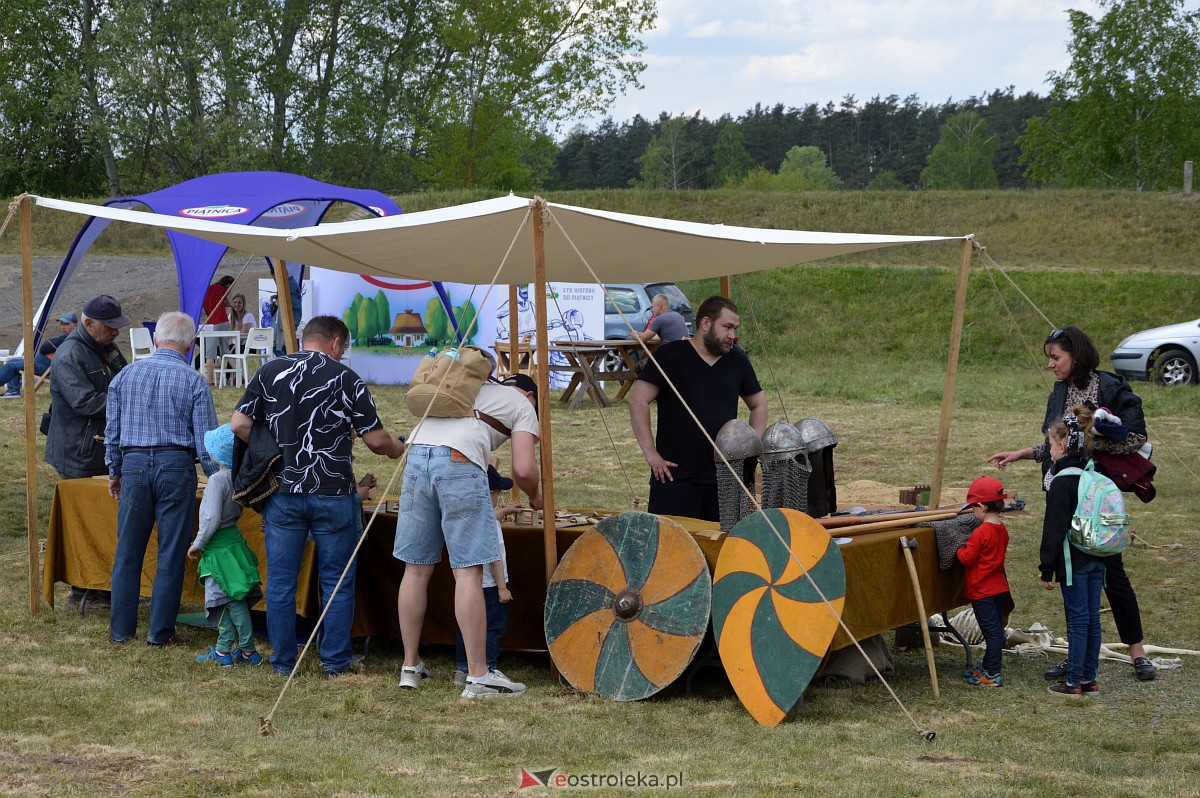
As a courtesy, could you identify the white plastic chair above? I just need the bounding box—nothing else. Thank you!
[219,327,273,387]
[130,327,156,361]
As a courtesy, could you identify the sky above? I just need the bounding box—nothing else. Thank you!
[580,0,1110,126]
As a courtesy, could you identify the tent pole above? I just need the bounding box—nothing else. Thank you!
[507,283,520,502]
[531,200,556,589]
[720,276,730,298]
[272,258,298,354]
[21,197,39,615]
[929,238,973,508]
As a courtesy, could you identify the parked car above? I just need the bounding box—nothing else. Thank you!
[1110,318,1200,386]
[602,283,695,371]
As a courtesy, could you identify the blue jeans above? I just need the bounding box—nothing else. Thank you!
[0,354,52,393]
[262,492,361,675]
[455,585,510,672]
[1062,560,1106,685]
[393,445,498,569]
[110,450,198,643]
[971,593,1007,676]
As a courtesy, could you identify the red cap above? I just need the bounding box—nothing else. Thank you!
[963,476,1008,509]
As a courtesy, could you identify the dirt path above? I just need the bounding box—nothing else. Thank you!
[0,256,243,352]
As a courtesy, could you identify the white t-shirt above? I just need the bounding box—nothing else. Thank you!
[482,519,508,588]
[408,382,539,470]
[240,312,255,330]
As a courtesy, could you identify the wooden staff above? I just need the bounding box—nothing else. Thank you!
[833,510,960,537]
[819,507,964,530]
[900,535,939,698]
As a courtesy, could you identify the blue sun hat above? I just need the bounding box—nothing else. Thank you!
[204,424,235,468]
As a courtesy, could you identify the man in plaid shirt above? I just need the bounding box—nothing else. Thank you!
[106,311,218,647]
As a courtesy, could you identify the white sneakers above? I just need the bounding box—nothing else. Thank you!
[400,662,525,698]
[398,662,430,689]
[460,668,526,699]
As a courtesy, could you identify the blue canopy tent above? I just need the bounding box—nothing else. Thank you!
[33,171,424,348]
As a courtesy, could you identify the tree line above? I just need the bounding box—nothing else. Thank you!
[552,89,1049,191]
[4,0,1197,198]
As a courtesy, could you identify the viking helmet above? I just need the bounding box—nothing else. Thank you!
[714,419,762,461]
[761,420,805,463]
[796,417,837,453]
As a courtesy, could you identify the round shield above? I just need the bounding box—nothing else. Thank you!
[712,508,846,726]
[544,511,712,701]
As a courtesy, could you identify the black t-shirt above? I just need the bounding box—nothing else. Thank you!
[637,340,761,483]
[235,351,382,494]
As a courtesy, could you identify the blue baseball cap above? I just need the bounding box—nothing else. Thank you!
[57,312,78,324]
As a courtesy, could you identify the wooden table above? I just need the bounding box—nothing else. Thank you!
[42,477,319,616]
[545,339,654,409]
[43,479,965,655]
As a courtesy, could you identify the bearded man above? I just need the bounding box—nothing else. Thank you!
[628,295,767,522]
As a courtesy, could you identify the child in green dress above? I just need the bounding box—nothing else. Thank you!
[190,424,263,667]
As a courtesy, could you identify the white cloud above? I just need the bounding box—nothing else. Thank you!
[583,0,1191,126]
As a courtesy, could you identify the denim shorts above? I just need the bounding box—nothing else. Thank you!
[393,445,499,569]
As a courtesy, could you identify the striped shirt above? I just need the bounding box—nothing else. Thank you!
[104,347,218,477]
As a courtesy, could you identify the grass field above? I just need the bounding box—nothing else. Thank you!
[1,189,1199,796]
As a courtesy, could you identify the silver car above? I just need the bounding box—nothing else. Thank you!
[1110,318,1200,386]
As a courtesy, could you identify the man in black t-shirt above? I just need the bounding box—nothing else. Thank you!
[232,316,405,679]
[629,295,767,522]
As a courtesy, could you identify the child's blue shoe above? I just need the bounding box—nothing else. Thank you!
[969,671,1003,687]
[195,645,234,667]
[963,667,982,683]
[234,649,263,666]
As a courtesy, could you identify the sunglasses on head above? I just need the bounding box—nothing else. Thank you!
[1048,328,1066,341]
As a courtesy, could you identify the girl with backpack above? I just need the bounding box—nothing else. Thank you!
[1040,405,1104,697]
[987,326,1156,682]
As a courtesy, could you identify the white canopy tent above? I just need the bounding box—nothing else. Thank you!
[33,193,959,283]
[17,193,972,614]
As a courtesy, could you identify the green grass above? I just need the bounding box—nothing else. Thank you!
[1,191,1199,795]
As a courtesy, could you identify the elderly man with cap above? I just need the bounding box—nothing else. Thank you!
[0,311,78,399]
[393,361,542,700]
[46,296,130,480]
[106,311,218,646]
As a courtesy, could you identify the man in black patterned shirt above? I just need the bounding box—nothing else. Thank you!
[232,315,405,678]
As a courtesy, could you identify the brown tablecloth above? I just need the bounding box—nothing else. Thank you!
[42,477,318,615]
[44,480,964,653]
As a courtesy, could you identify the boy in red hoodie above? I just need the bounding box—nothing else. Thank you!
[957,476,1012,687]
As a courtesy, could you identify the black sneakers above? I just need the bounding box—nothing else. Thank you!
[1043,659,1068,681]
[1046,656,1157,682]
[1133,656,1157,681]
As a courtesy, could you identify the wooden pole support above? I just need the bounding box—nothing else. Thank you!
[272,258,298,354]
[20,196,39,615]
[900,535,939,699]
[930,238,973,508]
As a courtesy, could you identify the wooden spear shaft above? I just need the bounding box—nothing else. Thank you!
[819,507,964,530]
[900,535,939,698]
[832,511,960,537]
